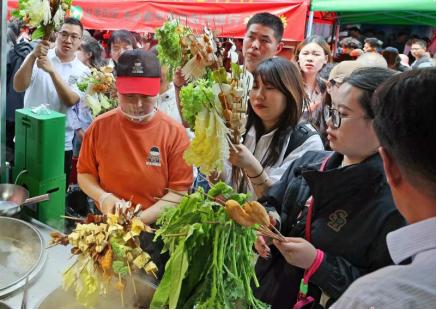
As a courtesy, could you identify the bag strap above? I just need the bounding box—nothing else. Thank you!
[304,155,331,242]
[284,122,319,159]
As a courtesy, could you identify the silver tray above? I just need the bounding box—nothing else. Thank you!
[0,216,45,296]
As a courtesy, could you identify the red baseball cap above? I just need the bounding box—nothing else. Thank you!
[115,50,161,96]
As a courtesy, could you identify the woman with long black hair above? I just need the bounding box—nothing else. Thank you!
[221,57,323,199]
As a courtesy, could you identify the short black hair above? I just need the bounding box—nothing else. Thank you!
[364,37,383,48]
[246,13,284,42]
[63,17,83,34]
[107,30,138,54]
[344,67,395,118]
[412,39,427,49]
[372,68,436,194]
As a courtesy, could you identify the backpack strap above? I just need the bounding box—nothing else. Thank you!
[284,122,319,159]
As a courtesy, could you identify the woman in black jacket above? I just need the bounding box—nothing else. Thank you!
[253,67,406,308]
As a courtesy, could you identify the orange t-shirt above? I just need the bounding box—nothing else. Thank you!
[77,109,193,208]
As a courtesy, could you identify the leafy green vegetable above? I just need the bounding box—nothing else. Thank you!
[150,186,267,309]
[211,68,228,84]
[110,238,132,258]
[112,260,128,276]
[179,79,215,128]
[155,20,191,81]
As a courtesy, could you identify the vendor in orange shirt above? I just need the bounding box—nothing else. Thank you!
[77,50,193,225]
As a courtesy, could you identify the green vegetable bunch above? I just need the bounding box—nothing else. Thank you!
[179,79,215,128]
[150,183,267,309]
[155,20,191,81]
[12,0,73,40]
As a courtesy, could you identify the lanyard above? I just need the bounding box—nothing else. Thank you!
[304,156,331,242]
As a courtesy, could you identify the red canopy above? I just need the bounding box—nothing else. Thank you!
[7,0,311,41]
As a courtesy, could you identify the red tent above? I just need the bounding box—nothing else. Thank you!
[7,0,312,41]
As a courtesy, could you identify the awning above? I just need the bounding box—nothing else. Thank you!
[310,0,436,26]
[7,0,311,41]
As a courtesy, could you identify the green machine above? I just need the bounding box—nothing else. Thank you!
[13,108,66,230]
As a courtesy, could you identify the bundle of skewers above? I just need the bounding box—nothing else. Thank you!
[49,201,158,307]
[12,0,73,41]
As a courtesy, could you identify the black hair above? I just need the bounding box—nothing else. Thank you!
[348,26,361,34]
[382,47,406,71]
[412,39,427,49]
[246,13,284,42]
[246,57,305,168]
[81,38,105,68]
[372,68,435,194]
[343,67,395,118]
[63,17,83,34]
[107,30,138,55]
[295,35,332,63]
[340,37,362,49]
[364,37,383,49]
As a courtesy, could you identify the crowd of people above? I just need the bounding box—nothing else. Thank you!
[5,12,436,309]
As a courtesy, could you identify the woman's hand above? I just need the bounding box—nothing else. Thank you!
[228,144,257,170]
[273,237,317,269]
[99,193,123,215]
[255,236,271,258]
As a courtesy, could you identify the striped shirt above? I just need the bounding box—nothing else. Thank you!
[331,217,436,309]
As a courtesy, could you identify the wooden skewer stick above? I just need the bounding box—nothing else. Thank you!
[258,225,285,242]
[151,270,157,279]
[226,135,239,153]
[197,173,214,188]
[269,224,286,241]
[165,188,187,197]
[153,197,180,204]
[118,273,125,307]
[126,260,137,298]
[61,215,84,222]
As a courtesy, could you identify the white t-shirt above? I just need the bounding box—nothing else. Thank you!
[23,48,90,150]
[223,124,324,199]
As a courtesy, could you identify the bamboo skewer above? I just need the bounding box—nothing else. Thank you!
[126,260,137,298]
[61,215,85,222]
[118,273,125,307]
[153,197,180,204]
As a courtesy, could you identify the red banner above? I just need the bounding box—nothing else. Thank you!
[7,0,310,41]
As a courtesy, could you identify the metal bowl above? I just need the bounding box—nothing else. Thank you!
[0,217,45,296]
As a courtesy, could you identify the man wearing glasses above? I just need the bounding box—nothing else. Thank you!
[14,17,89,185]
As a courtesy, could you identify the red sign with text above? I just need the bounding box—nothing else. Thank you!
[7,0,310,41]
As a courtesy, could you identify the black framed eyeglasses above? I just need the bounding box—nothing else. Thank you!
[324,105,371,129]
[323,105,342,129]
[58,31,81,42]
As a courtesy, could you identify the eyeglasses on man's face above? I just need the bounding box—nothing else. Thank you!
[58,31,82,42]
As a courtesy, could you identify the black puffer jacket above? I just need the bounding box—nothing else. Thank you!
[253,151,406,308]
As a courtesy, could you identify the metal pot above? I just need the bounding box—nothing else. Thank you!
[0,217,46,297]
[0,184,50,217]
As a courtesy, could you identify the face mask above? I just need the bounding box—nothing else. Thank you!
[120,100,158,123]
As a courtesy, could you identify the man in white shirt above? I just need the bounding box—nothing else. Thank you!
[14,17,89,184]
[331,68,435,309]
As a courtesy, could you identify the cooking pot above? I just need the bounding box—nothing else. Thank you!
[0,184,50,217]
[0,216,46,297]
[37,274,157,308]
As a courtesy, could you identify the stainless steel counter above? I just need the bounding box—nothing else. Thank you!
[0,218,72,309]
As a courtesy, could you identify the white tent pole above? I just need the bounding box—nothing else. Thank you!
[306,11,314,37]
